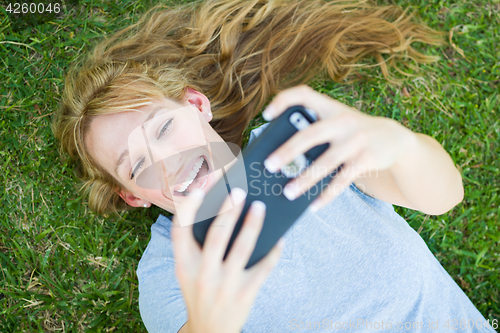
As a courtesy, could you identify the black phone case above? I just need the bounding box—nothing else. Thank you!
[192,105,342,268]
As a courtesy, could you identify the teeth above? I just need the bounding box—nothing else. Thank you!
[176,157,205,193]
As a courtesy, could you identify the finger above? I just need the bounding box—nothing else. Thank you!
[171,189,206,267]
[263,113,358,173]
[239,238,284,304]
[262,85,349,121]
[282,131,366,201]
[309,160,366,212]
[223,200,266,283]
[199,187,247,274]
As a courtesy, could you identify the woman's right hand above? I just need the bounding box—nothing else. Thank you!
[171,188,284,333]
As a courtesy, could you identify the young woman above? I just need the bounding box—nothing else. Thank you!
[52,0,496,332]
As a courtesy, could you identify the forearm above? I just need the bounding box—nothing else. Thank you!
[390,132,464,215]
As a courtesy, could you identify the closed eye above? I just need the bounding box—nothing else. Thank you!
[158,118,173,139]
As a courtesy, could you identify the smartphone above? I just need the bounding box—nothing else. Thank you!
[192,105,342,268]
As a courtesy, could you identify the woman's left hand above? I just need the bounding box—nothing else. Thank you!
[262,85,417,211]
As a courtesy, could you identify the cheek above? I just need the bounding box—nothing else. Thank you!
[153,189,179,213]
[198,121,223,145]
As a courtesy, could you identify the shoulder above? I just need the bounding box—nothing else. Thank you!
[137,214,175,275]
[348,182,395,214]
[248,123,270,144]
[136,214,188,332]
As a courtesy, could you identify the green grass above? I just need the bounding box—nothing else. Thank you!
[0,0,499,331]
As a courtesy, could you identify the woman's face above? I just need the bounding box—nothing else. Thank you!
[85,88,233,215]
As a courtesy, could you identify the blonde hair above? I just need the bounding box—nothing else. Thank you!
[52,0,445,215]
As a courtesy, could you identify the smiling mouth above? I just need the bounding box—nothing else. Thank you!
[174,156,210,196]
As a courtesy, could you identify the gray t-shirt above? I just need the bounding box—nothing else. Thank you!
[137,125,496,333]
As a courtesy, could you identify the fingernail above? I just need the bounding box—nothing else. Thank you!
[231,187,247,203]
[250,200,266,215]
[309,199,321,213]
[262,104,275,121]
[277,238,285,248]
[283,183,298,201]
[191,189,205,199]
[263,155,280,173]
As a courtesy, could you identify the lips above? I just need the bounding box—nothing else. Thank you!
[172,155,211,196]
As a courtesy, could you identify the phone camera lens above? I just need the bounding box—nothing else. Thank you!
[289,112,310,131]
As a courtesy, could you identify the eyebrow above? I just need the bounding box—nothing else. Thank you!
[113,106,166,177]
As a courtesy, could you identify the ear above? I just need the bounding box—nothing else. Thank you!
[117,189,149,208]
[184,87,213,122]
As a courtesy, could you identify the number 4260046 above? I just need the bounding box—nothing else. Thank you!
[5,3,61,14]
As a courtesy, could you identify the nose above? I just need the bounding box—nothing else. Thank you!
[159,151,183,182]
[133,144,183,190]
[147,144,184,190]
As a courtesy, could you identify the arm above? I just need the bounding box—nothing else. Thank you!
[354,129,464,215]
[261,85,464,215]
[178,322,189,333]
